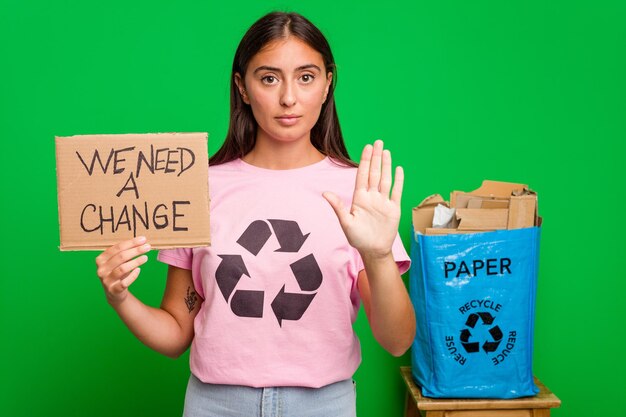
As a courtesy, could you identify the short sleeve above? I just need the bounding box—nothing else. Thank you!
[392,233,411,274]
[157,247,193,270]
[354,233,411,274]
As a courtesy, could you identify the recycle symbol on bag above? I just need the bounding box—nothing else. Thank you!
[215,219,322,326]
[460,312,503,353]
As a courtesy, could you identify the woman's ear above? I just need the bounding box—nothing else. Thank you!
[323,72,333,103]
[234,73,249,104]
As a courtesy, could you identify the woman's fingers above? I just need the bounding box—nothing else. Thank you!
[322,191,350,226]
[96,237,151,303]
[109,254,149,282]
[356,140,401,203]
[368,140,383,191]
[355,144,373,191]
[96,236,147,269]
[101,255,148,299]
[107,266,142,299]
[96,239,151,279]
[107,244,151,276]
[380,149,393,195]
[390,166,404,205]
[119,267,142,292]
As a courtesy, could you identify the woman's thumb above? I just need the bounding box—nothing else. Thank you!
[322,191,349,225]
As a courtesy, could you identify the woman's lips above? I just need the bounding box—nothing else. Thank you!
[275,115,301,126]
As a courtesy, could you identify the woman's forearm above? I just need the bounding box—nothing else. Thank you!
[112,294,191,358]
[110,293,193,359]
[361,252,416,356]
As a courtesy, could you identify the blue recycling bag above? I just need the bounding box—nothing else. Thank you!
[410,227,540,398]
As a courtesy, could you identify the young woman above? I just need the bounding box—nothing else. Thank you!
[95,11,415,417]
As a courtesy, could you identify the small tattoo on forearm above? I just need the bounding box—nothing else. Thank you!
[185,286,197,313]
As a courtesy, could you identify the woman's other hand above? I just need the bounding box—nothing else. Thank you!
[95,236,151,305]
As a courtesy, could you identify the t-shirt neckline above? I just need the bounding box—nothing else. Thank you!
[235,156,331,174]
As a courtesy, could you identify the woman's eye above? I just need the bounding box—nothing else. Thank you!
[300,74,315,83]
[261,75,278,85]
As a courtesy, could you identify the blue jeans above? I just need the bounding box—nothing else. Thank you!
[183,374,357,417]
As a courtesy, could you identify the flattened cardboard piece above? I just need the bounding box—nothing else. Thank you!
[417,194,446,209]
[481,199,510,209]
[467,198,483,209]
[424,228,480,235]
[518,189,540,226]
[470,180,528,197]
[453,192,511,209]
[412,194,446,234]
[56,132,210,250]
[467,197,510,209]
[507,195,537,229]
[456,208,509,230]
[451,180,528,207]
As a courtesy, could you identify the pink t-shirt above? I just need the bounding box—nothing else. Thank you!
[157,157,410,388]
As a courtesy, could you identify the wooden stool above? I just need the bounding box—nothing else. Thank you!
[400,366,561,417]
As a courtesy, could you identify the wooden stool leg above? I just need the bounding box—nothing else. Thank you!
[404,389,420,417]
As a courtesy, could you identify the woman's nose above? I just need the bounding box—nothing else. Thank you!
[280,81,297,107]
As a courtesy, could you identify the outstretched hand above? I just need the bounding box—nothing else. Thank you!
[323,140,403,259]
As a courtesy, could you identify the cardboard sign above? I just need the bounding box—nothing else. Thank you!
[55,132,210,250]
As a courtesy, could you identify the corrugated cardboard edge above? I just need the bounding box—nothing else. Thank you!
[469,179,528,198]
[57,132,208,140]
[451,180,528,207]
[60,242,211,251]
[423,228,480,235]
[417,194,446,208]
[55,136,65,251]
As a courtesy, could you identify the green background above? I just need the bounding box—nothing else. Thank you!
[1,1,624,416]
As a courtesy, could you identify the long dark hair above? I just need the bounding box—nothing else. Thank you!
[209,11,356,167]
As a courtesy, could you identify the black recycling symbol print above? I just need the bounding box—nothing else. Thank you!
[460,312,503,353]
[215,219,322,326]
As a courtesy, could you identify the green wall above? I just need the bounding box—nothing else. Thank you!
[1,1,624,416]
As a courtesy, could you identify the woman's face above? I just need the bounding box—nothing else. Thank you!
[236,36,332,145]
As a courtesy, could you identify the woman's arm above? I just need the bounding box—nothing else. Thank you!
[96,237,202,358]
[323,140,415,356]
[357,263,415,356]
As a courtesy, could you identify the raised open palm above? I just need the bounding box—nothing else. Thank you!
[323,140,403,258]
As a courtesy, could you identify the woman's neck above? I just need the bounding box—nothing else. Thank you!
[242,135,325,170]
